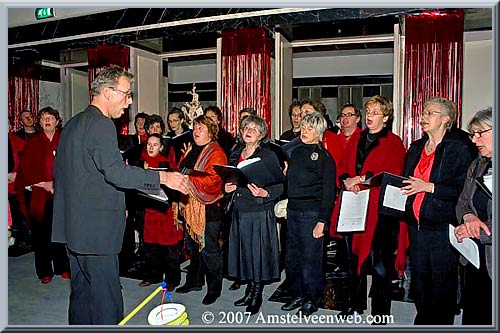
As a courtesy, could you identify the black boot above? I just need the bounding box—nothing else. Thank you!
[234,282,253,306]
[176,253,203,294]
[202,272,222,305]
[246,282,263,315]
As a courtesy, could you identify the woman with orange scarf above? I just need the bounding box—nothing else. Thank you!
[174,115,227,306]
[15,107,70,284]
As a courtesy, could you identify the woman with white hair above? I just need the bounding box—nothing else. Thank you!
[281,111,336,317]
[454,107,493,325]
[224,115,283,315]
[402,97,474,324]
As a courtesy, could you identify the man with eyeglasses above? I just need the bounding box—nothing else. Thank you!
[52,65,190,325]
[339,103,362,149]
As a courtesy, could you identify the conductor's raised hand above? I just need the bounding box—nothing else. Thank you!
[159,171,189,194]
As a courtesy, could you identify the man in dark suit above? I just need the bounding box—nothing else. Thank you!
[52,65,189,325]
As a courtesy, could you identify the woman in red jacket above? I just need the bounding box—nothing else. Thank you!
[15,107,70,284]
[330,96,408,318]
[138,134,183,290]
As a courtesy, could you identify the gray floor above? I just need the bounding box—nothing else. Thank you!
[8,252,462,327]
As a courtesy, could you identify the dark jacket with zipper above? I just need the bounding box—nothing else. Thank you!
[403,130,474,227]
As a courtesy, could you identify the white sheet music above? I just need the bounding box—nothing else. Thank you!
[483,174,493,193]
[138,188,168,202]
[337,189,370,232]
[448,224,480,269]
[383,184,408,211]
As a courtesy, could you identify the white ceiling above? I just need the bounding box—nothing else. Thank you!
[8,7,123,28]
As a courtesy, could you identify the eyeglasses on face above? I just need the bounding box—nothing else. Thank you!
[340,113,356,118]
[469,128,492,139]
[421,110,442,118]
[110,87,133,99]
[243,126,259,134]
[365,110,383,116]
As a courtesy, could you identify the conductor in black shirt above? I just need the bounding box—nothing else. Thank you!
[281,111,336,317]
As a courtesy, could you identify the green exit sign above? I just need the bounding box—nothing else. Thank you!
[35,8,55,20]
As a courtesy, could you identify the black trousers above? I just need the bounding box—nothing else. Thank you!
[461,244,492,325]
[31,199,69,279]
[344,217,398,315]
[185,221,223,294]
[285,209,324,302]
[143,242,182,287]
[67,250,123,325]
[409,224,458,325]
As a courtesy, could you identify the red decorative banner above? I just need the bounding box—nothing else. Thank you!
[87,43,130,134]
[221,27,272,137]
[402,10,464,147]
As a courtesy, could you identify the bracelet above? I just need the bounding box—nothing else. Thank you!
[430,183,435,193]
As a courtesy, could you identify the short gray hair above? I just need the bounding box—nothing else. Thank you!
[90,65,134,97]
[468,107,492,132]
[424,97,457,130]
[240,115,267,141]
[301,111,327,141]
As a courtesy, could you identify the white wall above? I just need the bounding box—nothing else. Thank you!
[8,8,122,27]
[168,60,216,84]
[39,80,61,116]
[293,51,394,78]
[70,70,89,119]
[462,31,493,129]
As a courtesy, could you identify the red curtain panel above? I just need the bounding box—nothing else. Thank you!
[87,44,130,134]
[402,10,464,147]
[221,27,272,137]
[8,64,40,132]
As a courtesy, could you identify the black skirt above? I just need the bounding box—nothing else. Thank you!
[227,208,280,282]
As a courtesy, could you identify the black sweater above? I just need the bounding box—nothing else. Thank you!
[287,142,336,223]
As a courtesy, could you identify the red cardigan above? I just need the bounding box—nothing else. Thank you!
[15,131,60,224]
[8,133,26,194]
[329,128,409,275]
[140,151,183,246]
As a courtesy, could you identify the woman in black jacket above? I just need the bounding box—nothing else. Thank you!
[224,115,284,315]
[401,97,474,325]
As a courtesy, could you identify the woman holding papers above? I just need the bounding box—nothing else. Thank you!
[281,112,335,317]
[224,115,283,315]
[402,97,474,325]
[330,96,407,320]
[454,107,492,325]
[174,115,227,306]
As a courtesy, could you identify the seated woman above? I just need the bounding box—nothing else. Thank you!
[281,111,336,317]
[138,134,183,291]
[224,115,283,315]
[174,115,227,306]
[454,107,492,325]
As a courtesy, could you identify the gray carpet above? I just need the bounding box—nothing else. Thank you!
[8,253,462,327]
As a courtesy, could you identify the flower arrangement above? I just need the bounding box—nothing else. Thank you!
[181,84,204,128]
